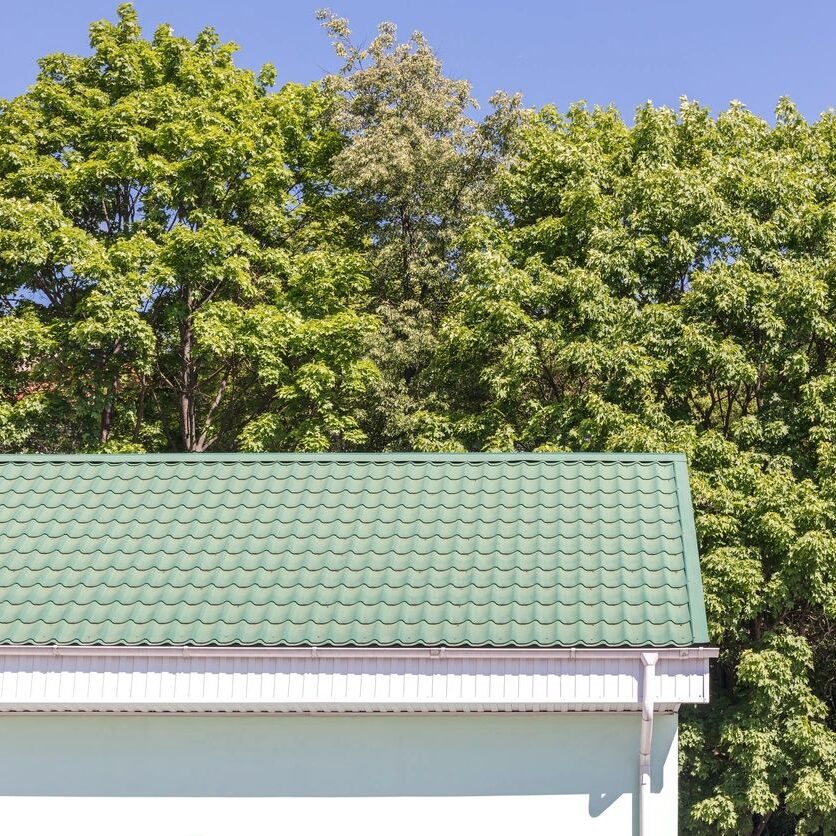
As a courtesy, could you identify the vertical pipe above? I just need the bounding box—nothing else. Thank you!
[639,651,658,836]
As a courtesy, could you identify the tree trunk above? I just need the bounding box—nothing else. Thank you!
[179,291,198,452]
[99,395,115,446]
[133,374,146,444]
[752,810,772,836]
[99,345,122,446]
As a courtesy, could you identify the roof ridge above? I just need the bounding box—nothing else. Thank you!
[0,452,687,463]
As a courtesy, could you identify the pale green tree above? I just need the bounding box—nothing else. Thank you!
[317,11,514,449]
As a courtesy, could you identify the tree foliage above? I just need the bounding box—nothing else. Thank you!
[2,5,836,832]
[0,3,376,453]
[434,98,836,835]
[315,11,513,450]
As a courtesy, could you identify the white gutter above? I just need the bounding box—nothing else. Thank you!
[0,644,719,660]
[639,651,658,836]
[0,644,715,715]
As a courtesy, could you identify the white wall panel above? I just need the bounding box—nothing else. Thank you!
[0,713,680,836]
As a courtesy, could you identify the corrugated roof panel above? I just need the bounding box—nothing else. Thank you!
[0,453,708,648]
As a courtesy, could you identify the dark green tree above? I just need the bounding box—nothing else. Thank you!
[433,98,836,833]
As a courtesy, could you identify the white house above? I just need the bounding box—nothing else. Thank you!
[0,452,715,835]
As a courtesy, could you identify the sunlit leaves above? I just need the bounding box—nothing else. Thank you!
[434,96,836,832]
[0,4,376,452]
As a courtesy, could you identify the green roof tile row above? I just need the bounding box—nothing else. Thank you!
[0,453,709,648]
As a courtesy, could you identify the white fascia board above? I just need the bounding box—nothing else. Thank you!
[0,646,718,714]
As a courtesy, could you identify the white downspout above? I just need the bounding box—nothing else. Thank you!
[639,651,658,836]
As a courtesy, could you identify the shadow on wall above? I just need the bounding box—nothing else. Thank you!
[0,712,675,813]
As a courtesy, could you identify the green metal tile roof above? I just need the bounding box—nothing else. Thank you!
[0,453,709,648]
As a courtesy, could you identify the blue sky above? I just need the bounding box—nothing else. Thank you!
[0,1,833,122]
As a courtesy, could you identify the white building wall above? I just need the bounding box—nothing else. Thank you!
[0,712,678,836]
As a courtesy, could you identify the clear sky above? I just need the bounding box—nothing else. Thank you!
[0,1,833,122]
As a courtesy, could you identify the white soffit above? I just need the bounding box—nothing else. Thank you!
[0,646,717,714]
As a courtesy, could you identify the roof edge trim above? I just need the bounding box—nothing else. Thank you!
[674,458,710,645]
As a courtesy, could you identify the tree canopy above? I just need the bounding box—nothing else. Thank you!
[0,4,376,453]
[2,5,836,833]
